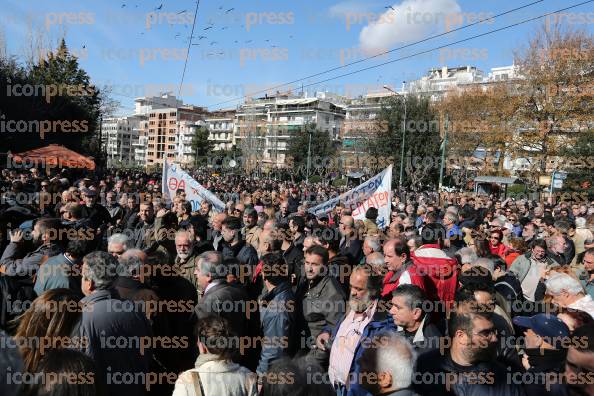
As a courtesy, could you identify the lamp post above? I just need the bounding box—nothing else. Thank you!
[383,85,406,188]
[305,127,313,184]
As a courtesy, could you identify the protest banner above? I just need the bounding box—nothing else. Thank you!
[162,160,225,213]
[309,165,393,228]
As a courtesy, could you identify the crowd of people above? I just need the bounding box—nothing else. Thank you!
[0,166,593,396]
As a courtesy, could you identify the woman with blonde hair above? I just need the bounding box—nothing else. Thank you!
[13,288,83,373]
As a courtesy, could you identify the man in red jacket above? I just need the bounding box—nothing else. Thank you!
[381,238,426,299]
[411,223,458,305]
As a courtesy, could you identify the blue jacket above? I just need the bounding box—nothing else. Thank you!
[257,281,296,374]
[327,305,397,396]
[34,253,81,296]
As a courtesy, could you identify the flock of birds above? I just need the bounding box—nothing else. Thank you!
[114,2,397,58]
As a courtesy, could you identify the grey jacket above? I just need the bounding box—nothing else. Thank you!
[79,288,153,396]
[509,252,558,283]
[196,280,251,337]
[0,242,62,278]
[298,275,346,343]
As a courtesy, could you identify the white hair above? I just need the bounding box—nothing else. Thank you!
[364,237,381,253]
[361,333,416,390]
[472,257,495,274]
[457,247,478,265]
[108,233,130,249]
[575,217,586,229]
[366,252,385,268]
[546,272,584,296]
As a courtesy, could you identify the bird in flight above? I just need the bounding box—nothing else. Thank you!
[385,5,396,11]
[204,26,213,31]
[221,26,228,30]
[226,8,234,13]
[155,4,163,11]
[245,40,253,43]
[121,4,126,8]
[175,33,180,38]
[177,10,186,14]
[198,35,207,40]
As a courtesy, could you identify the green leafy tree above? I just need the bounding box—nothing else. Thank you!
[286,123,338,181]
[191,125,214,168]
[0,38,102,158]
[369,95,441,190]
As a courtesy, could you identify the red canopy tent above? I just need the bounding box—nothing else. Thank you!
[11,144,95,171]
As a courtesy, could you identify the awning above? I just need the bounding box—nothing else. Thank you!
[473,176,522,185]
[11,144,95,170]
[347,171,364,178]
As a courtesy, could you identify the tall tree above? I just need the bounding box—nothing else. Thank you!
[369,95,441,190]
[286,123,338,181]
[512,24,593,186]
[191,125,213,168]
[0,38,102,156]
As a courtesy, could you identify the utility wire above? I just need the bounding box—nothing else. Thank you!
[106,0,543,111]
[178,0,201,98]
[208,0,546,108]
[210,0,594,108]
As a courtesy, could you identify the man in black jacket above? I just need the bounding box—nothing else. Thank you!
[390,284,442,354]
[220,216,258,271]
[194,251,252,339]
[513,313,570,396]
[339,215,364,265]
[80,188,112,230]
[414,311,525,396]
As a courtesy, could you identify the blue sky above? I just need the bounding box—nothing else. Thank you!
[2,0,593,113]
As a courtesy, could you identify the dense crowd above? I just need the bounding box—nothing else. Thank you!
[0,167,593,396]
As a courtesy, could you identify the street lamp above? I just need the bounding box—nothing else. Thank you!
[305,127,313,184]
[383,84,406,188]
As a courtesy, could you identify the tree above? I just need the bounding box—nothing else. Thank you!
[286,123,338,181]
[511,23,593,187]
[438,24,593,190]
[557,129,594,193]
[0,38,102,157]
[369,95,441,190]
[439,83,519,187]
[190,125,213,168]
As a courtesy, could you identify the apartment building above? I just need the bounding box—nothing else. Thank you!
[145,105,208,167]
[235,92,346,170]
[341,92,394,172]
[205,109,236,151]
[103,115,143,167]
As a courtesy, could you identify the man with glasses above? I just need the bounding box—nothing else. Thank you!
[415,310,524,396]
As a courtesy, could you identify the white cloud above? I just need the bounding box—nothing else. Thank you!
[359,0,461,52]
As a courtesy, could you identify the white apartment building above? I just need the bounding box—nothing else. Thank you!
[103,115,143,167]
[205,109,236,151]
[234,92,346,169]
